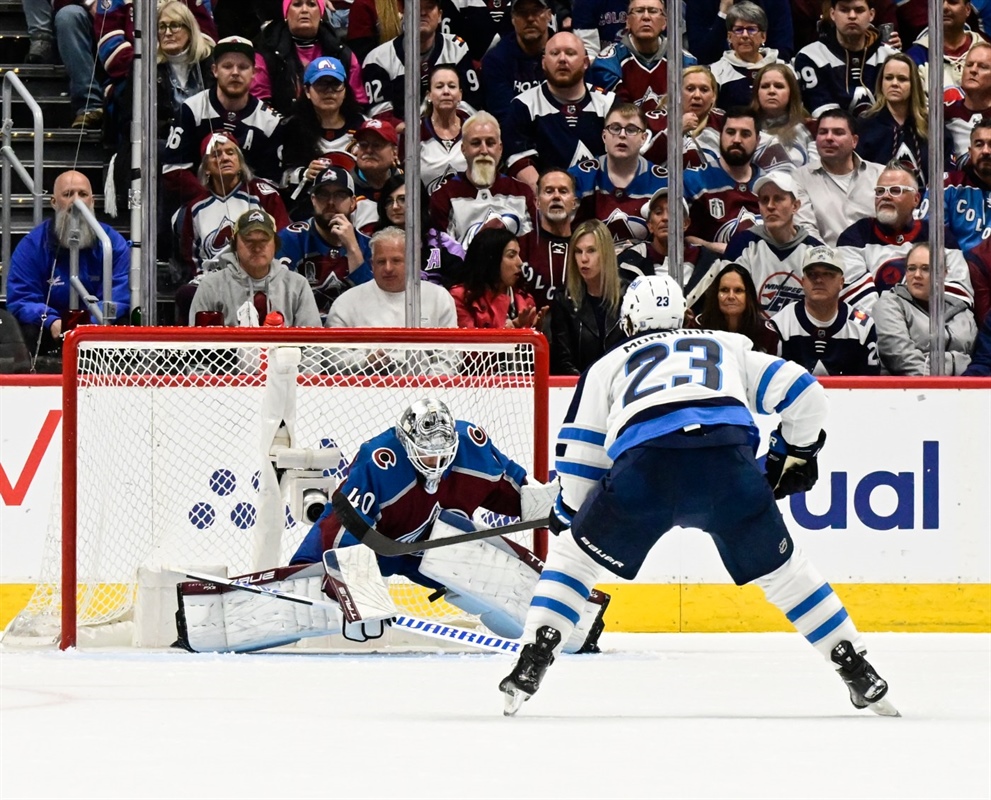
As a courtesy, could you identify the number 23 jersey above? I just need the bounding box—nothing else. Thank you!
[556,328,826,511]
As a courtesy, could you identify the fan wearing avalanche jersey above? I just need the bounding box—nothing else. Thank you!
[568,103,667,250]
[504,32,616,191]
[292,398,610,653]
[520,169,577,308]
[587,0,697,113]
[682,108,766,252]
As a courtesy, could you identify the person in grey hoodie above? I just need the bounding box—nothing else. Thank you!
[872,242,978,376]
[188,208,322,327]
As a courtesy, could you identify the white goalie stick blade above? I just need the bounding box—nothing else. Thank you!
[331,491,546,555]
[177,569,521,654]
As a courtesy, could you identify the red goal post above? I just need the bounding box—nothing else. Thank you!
[7,327,549,650]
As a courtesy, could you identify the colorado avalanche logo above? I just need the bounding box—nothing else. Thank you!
[603,208,648,244]
[203,217,235,257]
[462,211,523,248]
[467,425,488,446]
[875,256,907,292]
[372,447,398,469]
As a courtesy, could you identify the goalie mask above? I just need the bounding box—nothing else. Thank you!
[396,398,459,482]
[620,275,686,336]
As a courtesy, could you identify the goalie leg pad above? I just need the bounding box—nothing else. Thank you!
[176,563,343,653]
[754,548,864,659]
[323,545,398,623]
[420,516,541,639]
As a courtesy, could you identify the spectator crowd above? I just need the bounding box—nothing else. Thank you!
[7,0,991,377]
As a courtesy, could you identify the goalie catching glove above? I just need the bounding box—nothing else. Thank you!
[764,427,827,499]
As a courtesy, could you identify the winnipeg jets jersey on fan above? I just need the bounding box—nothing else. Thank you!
[312,421,527,550]
[555,328,826,512]
[163,89,284,182]
[362,33,480,122]
[504,83,616,174]
[568,155,668,246]
[772,301,880,376]
[835,218,974,312]
[587,36,697,113]
[721,226,825,315]
[428,172,537,247]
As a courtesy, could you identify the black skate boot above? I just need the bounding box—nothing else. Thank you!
[830,640,900,717]
[576,590,611,654]
[499,626,561,716]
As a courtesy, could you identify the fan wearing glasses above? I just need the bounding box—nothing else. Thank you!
[685,0,794,66]
[836,166,976,313]
[587,0,697,114]
[709,2,787,110]
[568,103,667,251]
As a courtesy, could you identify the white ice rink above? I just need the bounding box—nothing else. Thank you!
[1,633,989,800]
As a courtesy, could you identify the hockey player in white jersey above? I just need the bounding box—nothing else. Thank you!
[499,275,898,717]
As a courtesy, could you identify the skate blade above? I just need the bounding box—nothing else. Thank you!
[868,696,901,717]
[502,686,530,717]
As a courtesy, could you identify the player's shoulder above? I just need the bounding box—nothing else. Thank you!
[455,420,493,450]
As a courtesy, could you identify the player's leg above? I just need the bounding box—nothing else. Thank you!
[419,510,608,653]
[501,447,673,714]
[704,445,897,715]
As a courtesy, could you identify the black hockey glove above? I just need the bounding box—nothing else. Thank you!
[547,495,576,535]
[764,427,827,499]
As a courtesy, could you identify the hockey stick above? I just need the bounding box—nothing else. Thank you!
[176,569,520,654]
[331,491,548,556]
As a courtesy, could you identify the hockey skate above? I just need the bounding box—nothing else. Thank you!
[499,626,561,716]
[830,640,900,717]
[576,591,611,654]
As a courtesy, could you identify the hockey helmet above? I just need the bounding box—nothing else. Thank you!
[395,398,459,481]
[620,275,687,336]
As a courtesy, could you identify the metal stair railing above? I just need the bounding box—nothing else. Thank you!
[1,70,45,300]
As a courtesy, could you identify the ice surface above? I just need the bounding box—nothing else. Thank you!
[2,633,989,800]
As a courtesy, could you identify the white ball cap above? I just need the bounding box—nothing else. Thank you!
[802,244,846,276]
[753,169,798,198]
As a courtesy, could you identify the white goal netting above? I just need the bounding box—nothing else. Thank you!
[3,328,548,648]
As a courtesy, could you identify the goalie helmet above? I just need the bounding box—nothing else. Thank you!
[395,398,459,482]
[620,275,686,336]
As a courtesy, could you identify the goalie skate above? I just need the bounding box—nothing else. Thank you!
[499,625,561,716]
[830,640,901,717]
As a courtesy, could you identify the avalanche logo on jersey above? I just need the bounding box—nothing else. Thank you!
[203,216,235,257]
[759,271,805,314]
[875,255,907,292]
[372,447,398,470]
[603,207,648,245]
[462,211,524,248]
[467,425,489,447]
[714,207,761,244]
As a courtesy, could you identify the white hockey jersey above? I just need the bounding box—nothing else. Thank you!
[555,328,827,512]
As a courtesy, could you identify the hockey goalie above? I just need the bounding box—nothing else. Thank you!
[176,397,610,653]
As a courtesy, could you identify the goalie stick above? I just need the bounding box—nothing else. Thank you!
[175,568,521,654]
[331,491,547,556]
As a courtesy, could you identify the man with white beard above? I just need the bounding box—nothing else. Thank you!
[6,170,130,361]
[836,166,974,313]
[427,111,538,250]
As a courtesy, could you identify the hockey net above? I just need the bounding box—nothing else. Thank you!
[3,327,548,649]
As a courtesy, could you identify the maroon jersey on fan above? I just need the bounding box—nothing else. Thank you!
[643,107,725,167]
[520,227,570,308]
[682,163,762,245]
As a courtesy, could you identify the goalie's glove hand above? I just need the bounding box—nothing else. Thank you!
[764,427,827,499]
[548,494,576,535]
[342,617,392,643]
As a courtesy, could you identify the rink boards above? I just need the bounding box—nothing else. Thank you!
[1,377,989,633]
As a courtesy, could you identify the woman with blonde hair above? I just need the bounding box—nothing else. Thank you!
[644,66,724,168]
[155,1,216,134]
[749,63,817,168]
[857,54,951,188]
[420,65,470,192]
[550,220,629,375]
